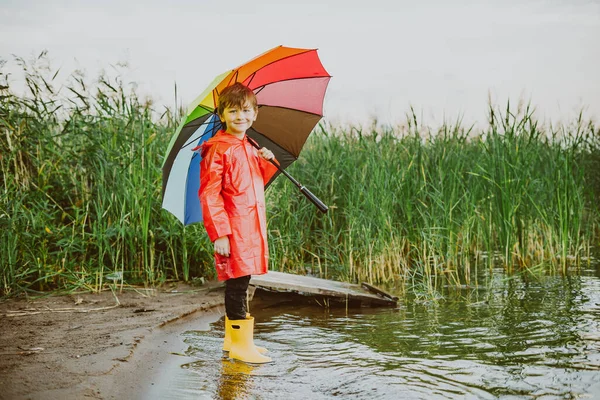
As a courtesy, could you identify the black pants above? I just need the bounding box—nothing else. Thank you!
[225,275,251,320]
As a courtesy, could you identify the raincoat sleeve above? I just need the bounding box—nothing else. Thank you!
[258,156,279,186]
[199,145,232,242]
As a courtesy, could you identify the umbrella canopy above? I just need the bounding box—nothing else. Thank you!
[162,46,331,225]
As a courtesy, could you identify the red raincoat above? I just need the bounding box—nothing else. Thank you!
[198,130,278,281]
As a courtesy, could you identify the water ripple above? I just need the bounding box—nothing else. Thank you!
[160,274,600,399]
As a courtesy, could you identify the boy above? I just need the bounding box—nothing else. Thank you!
[198,82,277,364]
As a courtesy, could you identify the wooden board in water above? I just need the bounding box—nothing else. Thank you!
[249,271,398,307]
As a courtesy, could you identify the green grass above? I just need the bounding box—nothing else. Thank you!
[266,104,600,292]
[1,56,598,297]
[0,55,214,296]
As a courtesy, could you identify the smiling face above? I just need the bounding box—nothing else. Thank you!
[219,101,258,138]
[217,83,259,138]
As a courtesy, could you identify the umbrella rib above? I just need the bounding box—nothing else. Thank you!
[248,129,299,162]
[212,70,238,108]
[182,115,221,149]
[182,130,212,150]
[186,104,215,121]
[196,104,214,114]
[224,70,239,87]
[246,72,257,87]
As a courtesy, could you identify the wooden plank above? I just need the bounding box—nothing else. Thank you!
[361,282,399,302]
[249,271,397,307]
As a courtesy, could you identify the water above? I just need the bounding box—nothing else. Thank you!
[152,267,600,399]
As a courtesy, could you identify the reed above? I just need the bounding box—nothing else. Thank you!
[266,105,599,288]
[0,55,213,296]
[1,56,598,296]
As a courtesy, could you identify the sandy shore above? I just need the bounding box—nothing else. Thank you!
[0,281,227,400]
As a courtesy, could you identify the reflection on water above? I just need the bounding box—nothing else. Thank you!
[161,267,600,399]
[216,359,256,399]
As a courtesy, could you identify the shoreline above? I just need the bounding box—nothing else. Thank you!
[0,282,226,400]
[88,306,224,400]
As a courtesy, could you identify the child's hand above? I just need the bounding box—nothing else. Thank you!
[258,147,274,161]
[214,236,230,257]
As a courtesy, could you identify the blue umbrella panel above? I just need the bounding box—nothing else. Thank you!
[162,113,222,225]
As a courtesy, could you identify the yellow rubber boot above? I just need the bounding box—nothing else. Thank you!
[223,316,268,354]
[229,316,272,364]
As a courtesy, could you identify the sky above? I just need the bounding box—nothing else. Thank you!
[1,0,599,127]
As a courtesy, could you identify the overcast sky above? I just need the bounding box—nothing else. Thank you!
[1,0,599,127]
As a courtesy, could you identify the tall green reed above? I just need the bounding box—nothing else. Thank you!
[266,104,599,291]
[0,54,214,296]
[1,54,598,297]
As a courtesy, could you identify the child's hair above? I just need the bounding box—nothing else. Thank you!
[217,82,258,118]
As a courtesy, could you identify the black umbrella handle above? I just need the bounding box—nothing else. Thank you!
[247,137,328,214]
[299,185,329,214]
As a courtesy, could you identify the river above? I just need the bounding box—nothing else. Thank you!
[146,264,599,399]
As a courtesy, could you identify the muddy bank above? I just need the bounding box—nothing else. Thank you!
[0,282,226,400]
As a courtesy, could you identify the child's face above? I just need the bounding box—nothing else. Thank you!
[219,101,257,137]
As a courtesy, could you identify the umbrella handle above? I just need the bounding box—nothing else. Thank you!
[299,185,329,214]
[247,137,329,214]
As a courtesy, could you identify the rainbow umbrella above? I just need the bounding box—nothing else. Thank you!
[161,46,331,225]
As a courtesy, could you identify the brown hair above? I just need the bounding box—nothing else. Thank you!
[217,82,258,118]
